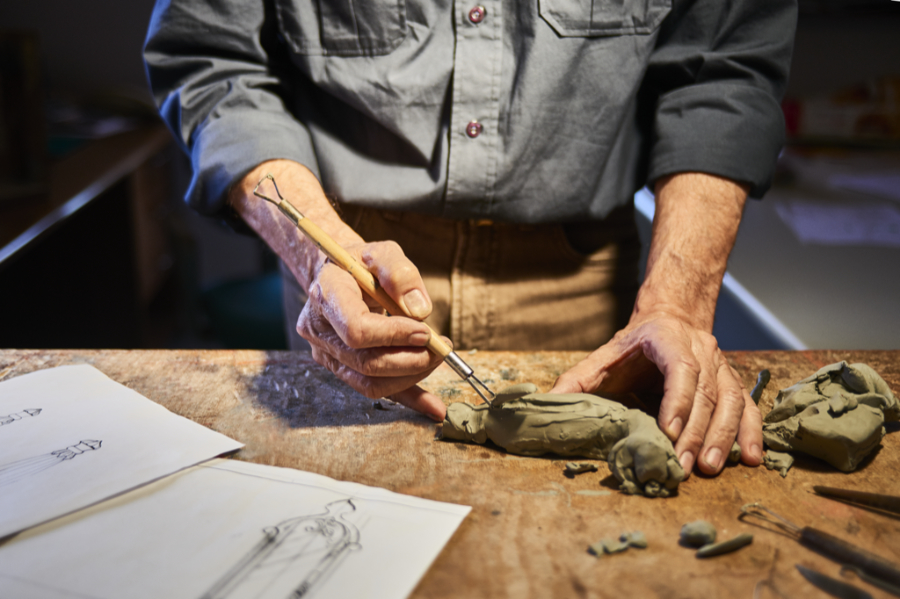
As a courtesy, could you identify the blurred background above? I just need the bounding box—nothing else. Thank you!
[1,0,898,351]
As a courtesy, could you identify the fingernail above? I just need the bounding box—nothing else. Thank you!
[750,443,762,462]
[408,331,431,346]
[679,451,694,474]
[666,417,683,440]
[403,289,430,319]
[704,447,723,471]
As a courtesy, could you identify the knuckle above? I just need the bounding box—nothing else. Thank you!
[342,321,369,349]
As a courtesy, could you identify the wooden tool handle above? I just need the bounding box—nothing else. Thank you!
[801,527,900,587]
[284,205,453,359]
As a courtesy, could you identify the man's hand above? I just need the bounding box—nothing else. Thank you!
[550,173,763,476]
[229,159,447,421]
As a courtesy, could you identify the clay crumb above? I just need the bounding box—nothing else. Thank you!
[696,533,753,558]
[680,521,717,547]
[620,531,648,549]
[728,441,741,463]
[565,462,599,476]
[763,450,794,478]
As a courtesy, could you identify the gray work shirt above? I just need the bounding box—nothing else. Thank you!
[144,0,796,224]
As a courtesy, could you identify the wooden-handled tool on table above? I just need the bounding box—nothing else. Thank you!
[253,174,496,405]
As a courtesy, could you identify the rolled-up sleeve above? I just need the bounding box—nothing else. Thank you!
[644,0,797,198]
[144,0,319,216]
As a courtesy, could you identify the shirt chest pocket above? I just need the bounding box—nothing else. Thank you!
[539,0,671,36]
[275,0,408,56]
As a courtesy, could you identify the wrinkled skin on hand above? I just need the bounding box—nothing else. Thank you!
[763,362,899,472]
[440,384,685,497]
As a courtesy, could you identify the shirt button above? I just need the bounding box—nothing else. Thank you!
[468,5,486,24]
[466,121,483,138]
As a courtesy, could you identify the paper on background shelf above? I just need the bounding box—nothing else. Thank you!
[0,458,471,599]
[0,364,243,538]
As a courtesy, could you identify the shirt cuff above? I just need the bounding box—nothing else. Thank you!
[647,82,785,198]
[187,110,320,216]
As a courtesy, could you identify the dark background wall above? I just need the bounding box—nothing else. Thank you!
[1,1,899,349]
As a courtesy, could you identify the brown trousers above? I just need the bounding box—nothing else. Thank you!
[282,205,640,352]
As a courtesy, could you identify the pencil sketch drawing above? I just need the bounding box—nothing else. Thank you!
[202,499,362,599]
[0,440,102,487]
[0,408,42,427]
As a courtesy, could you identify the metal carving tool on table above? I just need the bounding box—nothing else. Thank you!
[741,503,900,593]
[253,174,496,405]
[813,485,900,516]
[795,564,873,599]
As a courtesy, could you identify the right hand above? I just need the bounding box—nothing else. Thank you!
[229,159,447,422]
[298,239,448,421]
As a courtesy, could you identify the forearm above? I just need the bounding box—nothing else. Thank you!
[228,159,363,292]
[634,172,749,331]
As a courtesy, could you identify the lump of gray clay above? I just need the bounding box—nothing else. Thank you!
[680,521,717,547]
[441,383,685,498]
[763,362,898,472]
[762,450,793,478]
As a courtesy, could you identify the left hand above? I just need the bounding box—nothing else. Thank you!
[550,172,764,476]
[550,310,762,476]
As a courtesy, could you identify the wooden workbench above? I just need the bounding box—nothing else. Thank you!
[1,349,898,599]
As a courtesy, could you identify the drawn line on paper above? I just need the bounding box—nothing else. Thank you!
[0,440,102,488]
[0,409,42,428]
[0,571,105,599]
[202,498,361,599]
[208,463,459,516]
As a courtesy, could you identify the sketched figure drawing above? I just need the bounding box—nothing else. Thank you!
[0,408,42,427]
[0,439,102,487]
[202,499,362,599]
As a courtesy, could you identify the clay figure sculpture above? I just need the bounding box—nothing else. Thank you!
[763,362,899,472]
[440,383,685,497]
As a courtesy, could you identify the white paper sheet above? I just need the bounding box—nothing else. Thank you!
[0,365,243,538]
[0,459,470,599]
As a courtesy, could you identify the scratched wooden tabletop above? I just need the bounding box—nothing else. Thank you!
[1,349,898,599]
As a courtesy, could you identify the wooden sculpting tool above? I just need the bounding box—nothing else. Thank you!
[253,174,496,405]
[741,503,900,590]
[813,486,900,516]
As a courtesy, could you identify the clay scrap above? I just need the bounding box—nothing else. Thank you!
[762,450,794,478]
[695,533,753,558]
[763,362,899,472]
[589,531,648,557]
[440,384,685,498]
[564,462,599,476]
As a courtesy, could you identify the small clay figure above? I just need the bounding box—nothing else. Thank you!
[441,384,685,498]
[680,521,717,547]
[763,362,899,472]
[762,450,794,478]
